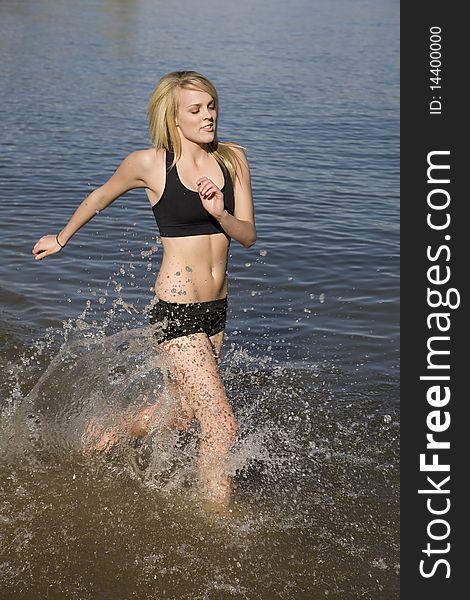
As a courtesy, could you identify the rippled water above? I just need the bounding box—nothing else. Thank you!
[1,0,399,598]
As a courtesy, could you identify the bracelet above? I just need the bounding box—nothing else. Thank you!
[56,233,65,249]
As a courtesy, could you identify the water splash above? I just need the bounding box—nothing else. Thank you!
[0,296,399,598]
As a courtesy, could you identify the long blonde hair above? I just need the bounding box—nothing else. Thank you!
[147,71,244,186]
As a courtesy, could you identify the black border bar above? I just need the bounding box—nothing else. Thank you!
[401,3,466,596]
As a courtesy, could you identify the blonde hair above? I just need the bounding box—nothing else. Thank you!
[147,70,245,186]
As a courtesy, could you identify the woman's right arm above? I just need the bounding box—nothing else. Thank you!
[32,150,151,261]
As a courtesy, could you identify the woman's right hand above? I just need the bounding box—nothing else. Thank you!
[32,235,63,261]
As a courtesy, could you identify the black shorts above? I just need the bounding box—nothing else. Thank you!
[148,297,228,344]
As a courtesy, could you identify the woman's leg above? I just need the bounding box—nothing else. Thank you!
[83,331,227,453]
[159,331,236,506]
[142,328,225,434]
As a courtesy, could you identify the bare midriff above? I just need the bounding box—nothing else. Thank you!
[154,232,230,303]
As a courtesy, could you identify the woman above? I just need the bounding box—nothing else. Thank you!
[32,70,256,508]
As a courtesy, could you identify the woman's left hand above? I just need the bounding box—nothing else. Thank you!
[196,177,225,219]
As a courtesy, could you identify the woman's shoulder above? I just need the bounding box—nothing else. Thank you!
[220,143,250,174]
[218,142,249,167]
[125,147,165,171]
[128,147,163,162]
[221,141,246,155]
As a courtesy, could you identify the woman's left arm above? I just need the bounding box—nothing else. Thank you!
[197,147,256,248]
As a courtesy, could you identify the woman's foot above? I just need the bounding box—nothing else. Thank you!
[82,399,167,454]
[81,393,194,455]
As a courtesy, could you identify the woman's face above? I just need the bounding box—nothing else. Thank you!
[175,87,217,144]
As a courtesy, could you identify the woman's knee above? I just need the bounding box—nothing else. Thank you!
[203,405,237,449]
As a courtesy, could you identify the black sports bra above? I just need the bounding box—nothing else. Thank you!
[152,150,235,237]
